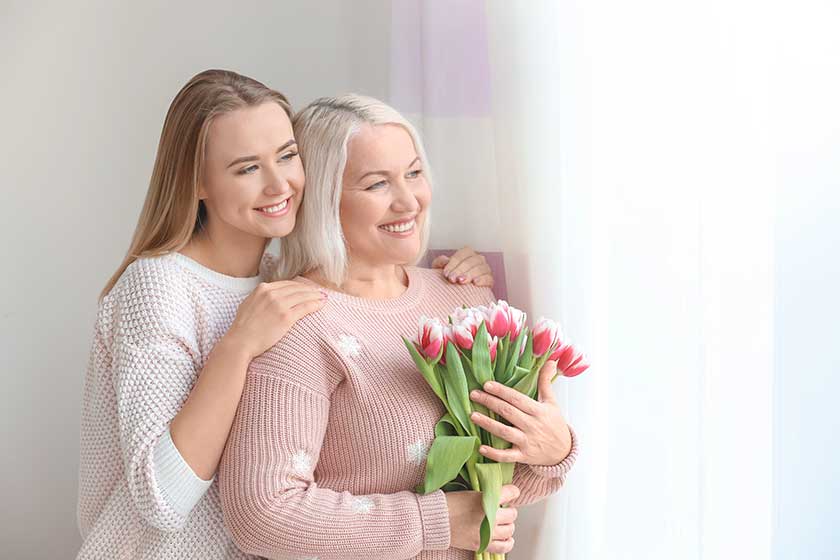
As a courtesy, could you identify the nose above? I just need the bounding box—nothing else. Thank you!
[390,177,421,213]
[263,165,293,197]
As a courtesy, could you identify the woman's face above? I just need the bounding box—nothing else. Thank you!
[339,124,431,268]
[199,101,304,242]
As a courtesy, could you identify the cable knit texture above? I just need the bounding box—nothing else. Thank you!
[76,253,268,560]
[220,267,578,560]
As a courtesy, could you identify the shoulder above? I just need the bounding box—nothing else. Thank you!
[104,254,202,343]
[249,308,345,396]
[410,266,496,307]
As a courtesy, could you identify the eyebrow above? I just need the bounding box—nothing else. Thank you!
[357,156,421,181]
[226,139,297,169]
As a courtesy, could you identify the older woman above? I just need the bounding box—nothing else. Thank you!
[219,95,578,560]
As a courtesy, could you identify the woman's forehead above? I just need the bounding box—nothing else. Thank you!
[345,124,418,175]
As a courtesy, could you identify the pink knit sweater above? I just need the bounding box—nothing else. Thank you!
[219,267,578,560]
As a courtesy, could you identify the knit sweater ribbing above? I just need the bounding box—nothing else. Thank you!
[219,267,577,560]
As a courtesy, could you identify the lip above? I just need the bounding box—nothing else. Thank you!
[254,197,292,218]
[378,215,418,228]
[377,215,418,238]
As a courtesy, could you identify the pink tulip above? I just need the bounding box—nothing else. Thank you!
[488,336,499,361]
[452,307,483,337]
[532,317,561,357]
[509,306,527,338]
[418,316,446,361]
[452,324,474,350]
[552,342,589,377]
[486,301,512,338]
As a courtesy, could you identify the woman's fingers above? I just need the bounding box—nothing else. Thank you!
[445,254,487,283]
[499,484,521,504]
[288,298,327,322]
[496,505,518,525]
[430,255,451,269]
[537,360,559,404]
[470,411,526,446]
[471,272,495,288]
[442,246,473,273]
[478,444,523,463]
[470,387,535,426]
[487,538,515,555]
[493,523,516,540]
[270,288,326,311]
[477,381,543,416]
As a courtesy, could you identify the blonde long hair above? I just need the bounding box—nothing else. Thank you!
[277,94,433,286]
[101,69,291,298]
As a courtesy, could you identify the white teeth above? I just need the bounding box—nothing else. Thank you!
[259,199,289,214]
[379,219,416,233]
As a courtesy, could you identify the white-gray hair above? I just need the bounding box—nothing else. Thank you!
[275,94,433,285]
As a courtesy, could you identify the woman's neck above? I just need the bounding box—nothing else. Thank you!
[307,262,409,299]
[180,228,267,278]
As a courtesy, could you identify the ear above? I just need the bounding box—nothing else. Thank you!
[197,183,208,200]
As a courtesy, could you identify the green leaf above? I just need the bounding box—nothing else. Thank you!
[434,414,459,437]
[439,342,478,437]
[417,436,478,494]
[511,366,541,400]
[499,329,528,384]
[472,322,494,386]
[475,462,504,554]
[500,462,516,484]
[461,355,481,393]
[403,337,446,403]
[494,333,511,380]
[518,331,534,370]
[506,365,532,389]
[442,480,470,492]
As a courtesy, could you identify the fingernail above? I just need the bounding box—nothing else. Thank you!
[485,381,496,390]
[457,276,466,283]
[470,412,478,419]
[470,390,480,399]
[480,446,488,453]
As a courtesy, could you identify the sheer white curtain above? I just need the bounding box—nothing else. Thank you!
[390,1,776,558]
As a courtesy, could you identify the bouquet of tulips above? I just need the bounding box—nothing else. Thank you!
[403,301,588,560]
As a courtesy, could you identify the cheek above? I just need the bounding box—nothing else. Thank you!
[290,161,306,193]
[341,195,377,232]
[416,181,432,213]
[206,178,259,221]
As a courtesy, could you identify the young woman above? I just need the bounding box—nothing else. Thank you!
[219,95,578,559]
[76,70,494,559]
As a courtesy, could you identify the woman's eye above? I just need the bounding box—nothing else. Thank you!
[238,164,259,175]
[366,180,387,191]
[278,151,299,163]
[406,169,423,179]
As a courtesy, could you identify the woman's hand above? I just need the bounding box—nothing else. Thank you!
[431,246,494,287]
[469,361,573,466]
[224,280,327,360]
[446,484,520,554]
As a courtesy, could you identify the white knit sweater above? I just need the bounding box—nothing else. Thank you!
[76,253,265,560]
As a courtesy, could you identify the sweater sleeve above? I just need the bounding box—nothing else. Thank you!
[219,333,451,560]
[508,424,579,507]
[112,336,214,531]
[108,275,215,532]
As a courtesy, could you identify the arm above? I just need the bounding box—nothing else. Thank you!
[218,341,451,560]
[113,279,324,532]
[509,424,579,506]
[113,333,214,532]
